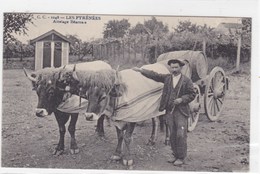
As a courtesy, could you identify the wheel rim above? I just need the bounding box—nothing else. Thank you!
[204,67,226,121]
[188,84,201,132]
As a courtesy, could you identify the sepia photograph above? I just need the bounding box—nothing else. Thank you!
[1,0,259,173]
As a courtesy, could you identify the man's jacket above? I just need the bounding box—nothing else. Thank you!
[140,69,196,117]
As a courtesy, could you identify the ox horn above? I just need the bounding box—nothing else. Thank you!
[72,64,79,81]
[23,67,36,82]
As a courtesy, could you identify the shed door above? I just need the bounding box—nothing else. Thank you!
[43,42,51,68]
[54,42,62,67]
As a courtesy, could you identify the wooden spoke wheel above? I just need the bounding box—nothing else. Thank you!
[204,67,227,121]
[188,84,201,132]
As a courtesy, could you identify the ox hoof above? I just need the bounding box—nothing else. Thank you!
[123,159,134,166]
[96,129,105,137]
[164,140,170,146]
[53,149,64,156]
[110,155,121,161]
[147,139,155,146]
[70,148,80,154]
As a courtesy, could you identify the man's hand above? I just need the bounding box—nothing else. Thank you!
[173,98,183,105]
[132,67,142,72]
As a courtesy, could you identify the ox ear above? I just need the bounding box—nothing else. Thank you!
[23,67,36,82]
[57,71,62,81]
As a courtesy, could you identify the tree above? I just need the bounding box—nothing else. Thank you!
[103,19,131,38]
[174,20,200,34]
[143,16,169,35]
[66,34,93,61]
[128,17,170,63]
[4,13,33,44]
[130,17,169,36]
[129,23,146,35]
[66,34,82,57]
[242,18,252,52]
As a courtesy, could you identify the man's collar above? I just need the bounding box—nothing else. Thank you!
[172,73,181,78]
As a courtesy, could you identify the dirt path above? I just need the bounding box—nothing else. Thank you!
[1,69,250,172]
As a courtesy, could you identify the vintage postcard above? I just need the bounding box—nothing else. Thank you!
[1,1,259,174]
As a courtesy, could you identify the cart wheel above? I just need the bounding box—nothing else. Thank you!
[204,67,227,121]
[188,84,201,132]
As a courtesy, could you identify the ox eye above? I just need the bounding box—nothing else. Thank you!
[98,95,106,103]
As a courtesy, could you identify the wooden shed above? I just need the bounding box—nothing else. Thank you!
[30,29,71,70]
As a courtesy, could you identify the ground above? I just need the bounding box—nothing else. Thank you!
[1,69,250,172]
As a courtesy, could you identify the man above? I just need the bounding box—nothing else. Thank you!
[133,59,195,166]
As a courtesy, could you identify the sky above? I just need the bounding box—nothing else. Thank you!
[13,13,241,44]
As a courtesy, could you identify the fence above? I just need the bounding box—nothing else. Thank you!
[91,35,157,65]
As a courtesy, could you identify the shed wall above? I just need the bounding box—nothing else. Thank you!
[62,42,69,66]
[35,42,43,70]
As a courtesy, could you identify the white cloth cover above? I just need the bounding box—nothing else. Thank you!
[57,95,88,113]
[114,63,170,122]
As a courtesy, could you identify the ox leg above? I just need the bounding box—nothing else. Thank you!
[165,123,170,146]
[68,113,79,154]
[159,115,165,132]
[147,117,159,145]
[96,114,105,137]
[122,122,136,167]
[160,114,170,145]
[111,126,125,161]
[54,111,70,155]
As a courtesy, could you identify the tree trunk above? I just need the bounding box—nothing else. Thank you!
[211,45,214,59]
[154,39,158,62]
[128,38,130,61]
[202,39,206,55]
[134,42,136,62]
[236,36,242,72]
[192,40,197,51]
[122,40,125,60]
[20,53,23,62]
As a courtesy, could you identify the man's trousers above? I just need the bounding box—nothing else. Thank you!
[166,108,188,160]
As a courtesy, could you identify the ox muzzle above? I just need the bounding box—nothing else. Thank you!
[84,112,100,121]
[35,108,49,117]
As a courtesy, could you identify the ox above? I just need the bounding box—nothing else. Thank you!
[70,63,171,167]
[24,61,112,155]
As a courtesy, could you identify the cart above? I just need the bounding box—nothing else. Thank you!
[157,50,229,131]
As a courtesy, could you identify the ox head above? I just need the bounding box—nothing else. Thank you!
[24,68,65,117]
[84,86,111,121]
[58,65,83,96]
[84,68,127,121]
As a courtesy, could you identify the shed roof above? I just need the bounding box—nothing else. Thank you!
[30,29,71,44]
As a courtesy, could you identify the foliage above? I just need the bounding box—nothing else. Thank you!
[3,39,34,60]
[3,13,33,44]
[66,34,93,61]
[174,20,200,34]
[241,18,251,50]
[103,19,131,38]
[130,16,169,36]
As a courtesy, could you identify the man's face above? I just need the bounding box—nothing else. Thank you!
[169,63,182,76]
